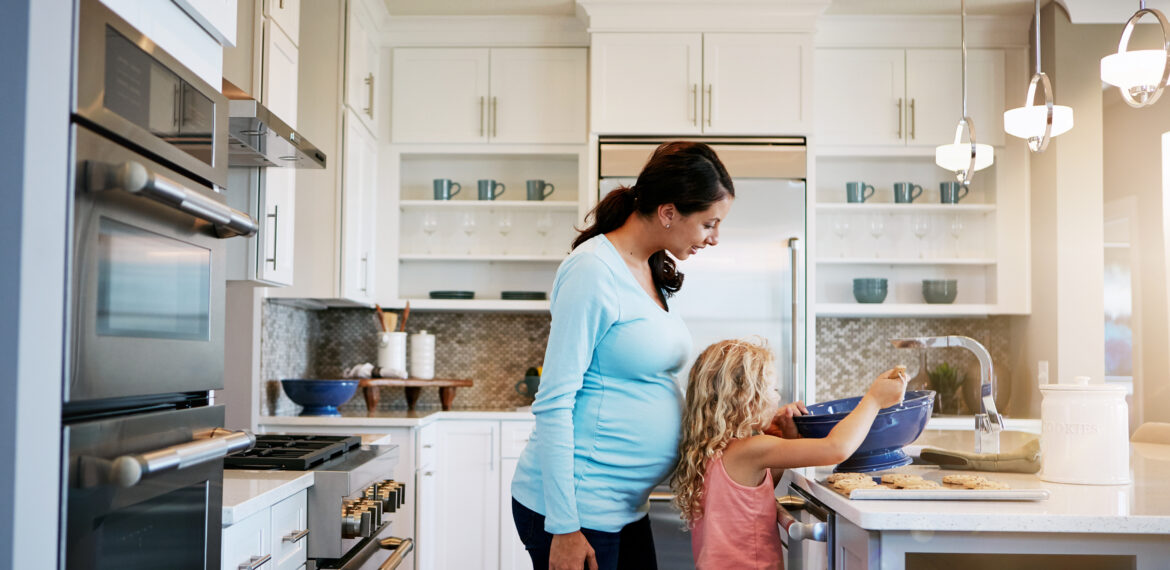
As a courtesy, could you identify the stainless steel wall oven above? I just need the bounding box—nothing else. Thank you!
[61,0,257,567]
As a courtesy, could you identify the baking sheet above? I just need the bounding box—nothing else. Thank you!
[822,476,1051,501]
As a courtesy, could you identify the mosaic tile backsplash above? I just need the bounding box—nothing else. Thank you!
[261,301,551,415]
[262,300,1017,417]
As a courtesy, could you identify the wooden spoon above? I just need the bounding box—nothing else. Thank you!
[400,301,411,332]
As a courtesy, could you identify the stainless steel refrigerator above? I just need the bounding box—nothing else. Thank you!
[598,136,809,402]
[599,137,809,569]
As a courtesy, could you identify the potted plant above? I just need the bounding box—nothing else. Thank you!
[927,362,965,415]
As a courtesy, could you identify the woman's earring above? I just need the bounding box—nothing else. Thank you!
[665,224,671,229]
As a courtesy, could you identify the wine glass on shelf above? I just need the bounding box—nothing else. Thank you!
[461,212,477,254]
[497,211,513,254]
[868,214,885,258]
[421,212,440,254]
[831,215,850,258]
[535,211,553,255]
[949,214,964,258]
[911,215,931,258]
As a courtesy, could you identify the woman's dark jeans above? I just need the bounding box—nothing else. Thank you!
[512,498,659,570]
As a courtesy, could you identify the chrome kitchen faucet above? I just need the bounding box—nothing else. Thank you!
[890,336,1003,454]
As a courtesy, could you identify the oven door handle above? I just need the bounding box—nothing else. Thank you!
[377,537,414,570]
[88,160,258,238]
[776,496,828,543]
[106,428,256,488]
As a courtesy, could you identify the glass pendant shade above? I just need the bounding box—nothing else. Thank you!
[935,142,995,174]
[1100,4,1170,109]
[1003,104,1074,139]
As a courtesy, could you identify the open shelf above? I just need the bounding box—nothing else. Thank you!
[815,303,998,317]
[385,298,550,312]
[815,203,996,213]
[400,200,579,210]
[399,254,564,262]
[816,257,996,266]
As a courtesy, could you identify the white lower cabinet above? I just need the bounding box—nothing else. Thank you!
[434,421,500,569]
[498,421,534,570]
[222,490,308,570]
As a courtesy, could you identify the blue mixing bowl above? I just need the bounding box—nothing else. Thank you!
[281,379,360,416]
[792,390,935,472]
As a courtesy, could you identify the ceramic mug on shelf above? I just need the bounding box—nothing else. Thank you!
[846,181,875,203]
[478,179,506,200]
[940,181,970,204]
[433,179,461,200]
[526,180,555,201]
[894,182,923,204]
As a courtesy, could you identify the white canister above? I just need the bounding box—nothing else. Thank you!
[410,330,436,379]
[377,332,408,377]
[1039,376,1130,485]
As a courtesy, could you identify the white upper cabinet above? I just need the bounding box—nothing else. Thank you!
[262,18,299,128]
[816,48,1005,148]
[591,33,703,134]
[265,0,300,47]
[591,32,810,135]
[392,47,587,144]
[702,33,809,134]
[346,0,382,134]
[393,49,491,143]
[488,49,588,144]
[341,109,379,304]
[257,169,296,286]
[905,49,1005,148]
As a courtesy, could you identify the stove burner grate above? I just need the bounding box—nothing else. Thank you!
[224,434,362,470]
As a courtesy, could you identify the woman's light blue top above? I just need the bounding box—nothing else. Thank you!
[511,234,693,534]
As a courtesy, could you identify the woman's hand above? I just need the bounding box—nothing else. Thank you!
[764,401,808,439]
[550,531,597,570]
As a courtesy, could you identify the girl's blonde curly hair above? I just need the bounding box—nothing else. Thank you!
[670,338,779,525]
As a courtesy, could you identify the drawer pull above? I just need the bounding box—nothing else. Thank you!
[282,529,309,544]
[239,554,271,570]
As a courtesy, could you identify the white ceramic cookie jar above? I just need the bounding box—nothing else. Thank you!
[1039,375,1130,485]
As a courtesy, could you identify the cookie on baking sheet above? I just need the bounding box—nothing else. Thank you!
[827,472,870,484]
[832,477,879,492]
[966,479,1011,490]
[942,474,988,486]
[895,480,942,490]
[881,473,924,486]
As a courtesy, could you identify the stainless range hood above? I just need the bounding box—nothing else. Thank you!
[224,80,325,169]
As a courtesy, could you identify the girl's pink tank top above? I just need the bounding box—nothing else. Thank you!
[691,452,784,569]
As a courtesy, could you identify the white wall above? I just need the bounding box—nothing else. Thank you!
[1103,86,1170,429]
[0,0,72,566]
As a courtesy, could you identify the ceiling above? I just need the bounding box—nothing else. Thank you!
[380,0,1041,18]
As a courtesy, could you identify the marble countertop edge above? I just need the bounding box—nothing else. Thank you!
[222,471,314,526]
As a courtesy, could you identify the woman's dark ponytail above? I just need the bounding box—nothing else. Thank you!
[572,141,734,302]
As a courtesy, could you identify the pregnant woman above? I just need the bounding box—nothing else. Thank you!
[510,141,735,570]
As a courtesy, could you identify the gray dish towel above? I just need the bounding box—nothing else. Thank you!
[918,438,1042,473]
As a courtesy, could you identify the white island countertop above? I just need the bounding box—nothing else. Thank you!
[783,438,1170,534]
[223,471,314,526]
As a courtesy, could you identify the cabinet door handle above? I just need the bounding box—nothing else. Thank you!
[478,96,485,137]
[364,73,375,119]
[265,204,279,268]
[491,96,498,138]
[690,84,698,126]
[705,84,713,127]
[282,529,309,544]
[360,253,369,293]
[239,554,271,570]
[896,97,903,139]
[909,98,916,140]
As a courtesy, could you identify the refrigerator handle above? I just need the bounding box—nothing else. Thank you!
[788,237,803,404]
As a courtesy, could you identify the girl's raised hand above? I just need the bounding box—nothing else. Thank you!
[867,366,909,409]
[764,401,809,439]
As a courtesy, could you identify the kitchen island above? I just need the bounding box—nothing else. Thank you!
[781,434,1170,569]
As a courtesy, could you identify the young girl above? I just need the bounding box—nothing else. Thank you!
[671,338,908,569]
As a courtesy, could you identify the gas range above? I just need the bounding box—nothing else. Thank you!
[226,435,412,569]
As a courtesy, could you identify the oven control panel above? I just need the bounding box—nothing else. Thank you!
[341,479,406,540]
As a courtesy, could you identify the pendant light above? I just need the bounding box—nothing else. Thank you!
[936,0,994,186]
[1100,0,1170,108]
[1003,0,1074,151]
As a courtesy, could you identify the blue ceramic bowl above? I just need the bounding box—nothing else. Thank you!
[792,390,935,472]
[281,379,360,416]
[852,278,888,304]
